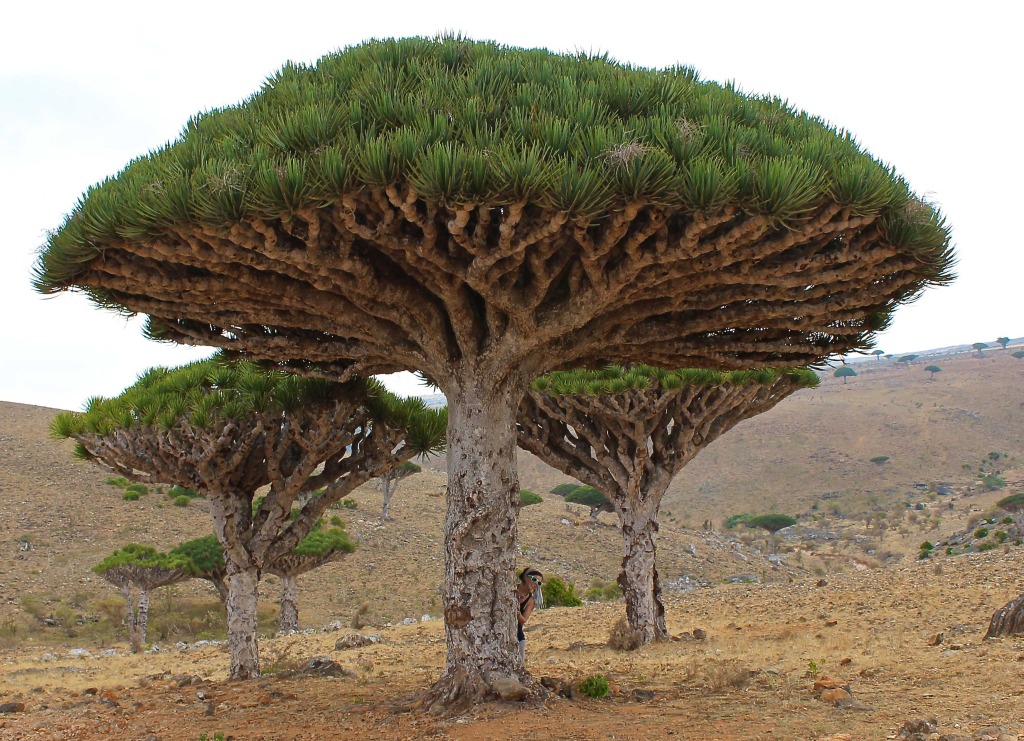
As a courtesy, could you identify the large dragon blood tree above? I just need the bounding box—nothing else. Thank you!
[517,366,816,643]
[34,37,954,704]
[52,358,445,678]
[93,544,197,653]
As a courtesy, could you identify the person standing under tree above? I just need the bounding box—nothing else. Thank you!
[516,568,543,663]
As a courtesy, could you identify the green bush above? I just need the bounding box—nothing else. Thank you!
[330,515,344,527]
[106,476,129,488]
[1002,516,1015,525]
[584,579,622,602]
[125,482,149,496]
[979,474,1006,491]
[724,514,751,530]
[551,483,583,496]
[122,491,142,501]
[519,489,543,506]
[995,531,1008,543]
[341,498,357,509]
[542,577,583,608]
[974,527,989,539]
[173,495,191,507]
[978,541,998,552]
[917,549,931,560]
[168,485,203,500]
[869,456,890,464]
[578,674,610,699]
[919,541,934,551]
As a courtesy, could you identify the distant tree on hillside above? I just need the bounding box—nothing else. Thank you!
[551,483,583,496]
[834,366,857,384]
[924,364,942,380]
[885,354,894,360]
[973,342,989,357]
[269,525,356,633]
[377,460,423,521]
[171,535,228,603]
[871,350,885,361]
[899,354,920,364]
[869,455,890,467]
[93,544,196,652]
[747,514,798,553]
[565,486,614,522]
[996,492,1024,531]
[996,337,1011,350]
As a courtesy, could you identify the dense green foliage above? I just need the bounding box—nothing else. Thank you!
[93,543,196,576]
[924,365,941,378]
[578,675,610,699]
[532,365,819,396]
[996,492,1024,511]
[541,576,583,608]
[35,36,953,297]
[290,526,355,557]
[50,355,446,458]
[996,337,1010,350]
[170,536,225,576]
[565,486,610,508]
[724,513,751,530]
[747,514,798,534]
[550,483,584,496]
[1012,351,1024,360]
[519,489,543,506]
[833,366,857,380]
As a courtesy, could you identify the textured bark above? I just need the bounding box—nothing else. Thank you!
[381,484,396,522]
[279,576,299,633]
[101,566,192,653]
[617,505,668,643]
[985,593,1024,638]
[422,374,526,712]
[120,586,144,654]
[225,563,260,680]
[517,374,807,644]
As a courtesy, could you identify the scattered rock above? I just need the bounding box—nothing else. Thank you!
[302,657,356,678]
[725,573,760,584]
[816,579,829,587]
[899,717,939,738]
[99,691,119,708]
[630,689,656,701]
[67,649,91,658]
[693,628,708,641]
[928,632,944,646]
[816,735,852,741]
[322,620,344,632]
[936,735,971,741]
[821,688,852,703]
[835,697,873,711]
[334,634,381,650]
[824,620,838,627]
[491,677,529,701]
[539,677,562,691]
[0,703,26,714]
[40,653,56,662]
[813,676,850,693]
[840,658,852,666]
[81,687,98,696]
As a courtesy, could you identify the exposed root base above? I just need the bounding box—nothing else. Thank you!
[415,668,541,717]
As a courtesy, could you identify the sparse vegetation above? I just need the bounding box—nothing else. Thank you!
[172,495,191,507]
[834,366,857,384]
[541,577,583,608]
[578,674,610,699]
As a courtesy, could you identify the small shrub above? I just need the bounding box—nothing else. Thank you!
[106,476,129,488]
[974,527,989,539]
[917,549,931,560]
[125,482,149,496]
[341,498,357,509]
[542,577,583,608]
[551,483,583,496]
[330,515,344,527]
[869,456,890,464]
[979,474,1006,491]
[173,495,191,507]
[724,513,751,530]
[168,485,203,500]
[607,617,643,651]
[578,674,610,699]
[122,491,141,501]
[995,530,1008,543]
[978,541,998,552]
[519,489,543,506]
[919,541,934,551]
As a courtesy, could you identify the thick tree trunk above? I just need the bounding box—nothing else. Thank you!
[225,562,261,679]
[279,575,299,633]
[616,505,669,644]
[136,588,151,650]
[985,593,1024,638]
[121,586,143,654]
[423,377,525,712]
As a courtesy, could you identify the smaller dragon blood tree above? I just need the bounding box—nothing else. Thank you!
[518,366,816,643]
[269,525,356,632]
[93,544,197,653]
[172,535,229,603]
[53,358,445,678]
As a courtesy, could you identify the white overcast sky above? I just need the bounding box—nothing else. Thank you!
[2,1,1021,411]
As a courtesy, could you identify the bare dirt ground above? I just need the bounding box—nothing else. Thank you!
[1,349,1023,739]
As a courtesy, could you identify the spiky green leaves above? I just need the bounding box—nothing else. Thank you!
[531,365,818,396]
[366,379,447,457]
[34,36,953,295]
[290,527,356,558]
[93,543,197,576]
[170,536,225,577]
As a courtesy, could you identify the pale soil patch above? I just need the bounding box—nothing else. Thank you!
[2,550,1022,740]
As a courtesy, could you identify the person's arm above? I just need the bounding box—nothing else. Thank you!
[519,596,535,625]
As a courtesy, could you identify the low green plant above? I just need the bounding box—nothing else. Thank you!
[173,495,191,507]
[330,515,344,527]
[197,732,226,741]
[724,513,751,529]
[995,530,1008,543]
[519,489,543,506]
[1002,516,1014,525]
[978,541,998,552]
[807,658,826,676]
[106,476,129,488]
[168,485,203,500]
[125,482,149,496]
[975,527,989,539]
[122,491,142,501]
[342,498,357,509]
[584,578,622,602]
[578,674,610,699]
[550,483,583,496]
[979,473,1006,491]
[919,541,934,551]
[542,576,583,608]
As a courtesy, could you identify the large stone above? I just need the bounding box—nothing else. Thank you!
[491,677,529,701]
[0,703,25,713]
[821,688,852,704]
[334,634,381,650]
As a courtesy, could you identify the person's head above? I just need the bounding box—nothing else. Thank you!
[519,568,543,589]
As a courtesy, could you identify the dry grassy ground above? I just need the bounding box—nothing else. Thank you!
[1,349,1022,739]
